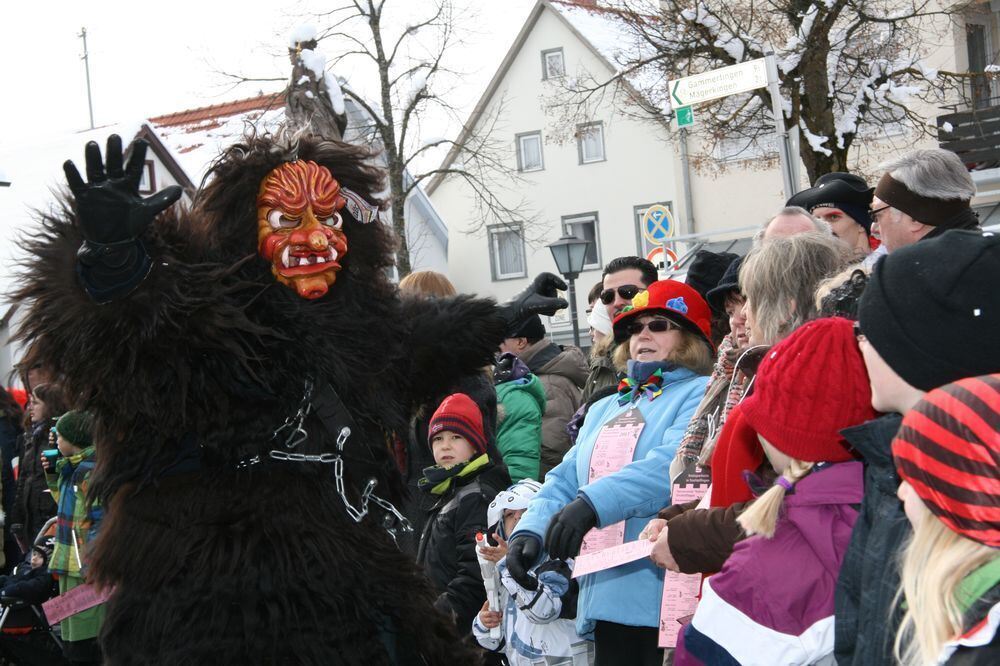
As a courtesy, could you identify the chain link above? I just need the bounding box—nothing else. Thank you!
[260,387,411,543]
[268,450,340,463]
[271,379,314,450]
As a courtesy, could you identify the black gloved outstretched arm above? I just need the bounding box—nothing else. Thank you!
[498,272,569,335]
[545,496,597,561]
[63,134,183,303]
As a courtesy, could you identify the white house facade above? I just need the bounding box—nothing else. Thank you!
[428,0,730,345]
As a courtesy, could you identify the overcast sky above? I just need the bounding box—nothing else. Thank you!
[0,0,536,141]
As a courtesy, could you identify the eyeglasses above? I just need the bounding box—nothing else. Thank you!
[868,204,891,223]
[600,285,642,305]
[626,318,679,337]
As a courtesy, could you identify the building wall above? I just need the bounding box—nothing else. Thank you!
[431,7,691,343]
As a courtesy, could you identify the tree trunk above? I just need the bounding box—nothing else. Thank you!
[389,164,411,277]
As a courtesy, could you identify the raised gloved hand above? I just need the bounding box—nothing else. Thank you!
[63,134,183,302]
[545,497,597,561]
[505,534,543,590]
[499,272,569,334]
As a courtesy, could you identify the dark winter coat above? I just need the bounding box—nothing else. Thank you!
[834,413,905,666]
[10,421,58,548]
[416,460,509,633]
[519,340,587,477]
[399,372,499,557]
[581,350,618,403]
[0,416,20,520]
[0,565,55,605]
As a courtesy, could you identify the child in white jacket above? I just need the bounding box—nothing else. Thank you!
[472,480,594,665]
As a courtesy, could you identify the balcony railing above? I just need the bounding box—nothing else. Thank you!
[938,99,1000,168]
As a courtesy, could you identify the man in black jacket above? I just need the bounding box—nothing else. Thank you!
[835,229,1000,665]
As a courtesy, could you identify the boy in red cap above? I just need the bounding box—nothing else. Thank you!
[416,393,510,634]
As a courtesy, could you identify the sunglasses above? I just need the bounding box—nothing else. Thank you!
[625,318,679,337]
[600,285,642,305]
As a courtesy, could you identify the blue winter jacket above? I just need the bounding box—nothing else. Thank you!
[513,366,708,634]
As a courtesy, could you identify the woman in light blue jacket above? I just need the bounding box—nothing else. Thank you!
[505,279,714,666]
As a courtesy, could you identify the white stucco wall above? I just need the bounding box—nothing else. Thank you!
[431,7,691,342]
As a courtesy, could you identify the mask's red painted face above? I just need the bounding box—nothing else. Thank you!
[257,160,348,299]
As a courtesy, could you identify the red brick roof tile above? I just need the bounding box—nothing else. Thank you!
[149,92,285,128]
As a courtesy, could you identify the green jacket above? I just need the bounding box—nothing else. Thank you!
[495,375,546,482]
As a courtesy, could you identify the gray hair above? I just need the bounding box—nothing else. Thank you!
[740,231,848,345]
[753,206,833,244]
[880,149,975,201]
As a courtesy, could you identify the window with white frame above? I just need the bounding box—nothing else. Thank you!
[489,225,527,280]
[516,131,544,172]
[542,48,565,80]
[634,203,672,256]
[577,122,605,164]
[562,212,601,270]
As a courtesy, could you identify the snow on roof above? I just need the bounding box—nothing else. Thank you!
[148,92,287,184]
[548,1,665,110]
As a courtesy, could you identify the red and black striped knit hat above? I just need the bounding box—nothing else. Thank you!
[892,374,1000,548]
[427,393,487,454]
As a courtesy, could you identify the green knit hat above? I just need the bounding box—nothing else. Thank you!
[55,410,94,448]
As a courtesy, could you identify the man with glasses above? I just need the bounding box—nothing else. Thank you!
[599,256,658,319]
[868,148,981,254]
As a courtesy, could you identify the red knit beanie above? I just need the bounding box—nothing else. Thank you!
[741,317,877,462]
[892,374,1000,548]
[428,393,487,455]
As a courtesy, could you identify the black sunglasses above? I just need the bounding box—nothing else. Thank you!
[625,318,678,336]
[600,285,641,305]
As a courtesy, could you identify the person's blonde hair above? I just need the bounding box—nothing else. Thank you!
[590,331,615,364]
[612,326,714,376]
[894,503,999,666]
[740,232,848,345]
[398,270,456,298]
[737,459,815,538]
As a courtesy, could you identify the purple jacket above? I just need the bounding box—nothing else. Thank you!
[679,461,863,665]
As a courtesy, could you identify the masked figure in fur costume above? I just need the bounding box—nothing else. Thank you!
[13,133,566,665]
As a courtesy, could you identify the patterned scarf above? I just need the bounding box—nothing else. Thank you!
[51,446,98,577]
[617,368,666,405]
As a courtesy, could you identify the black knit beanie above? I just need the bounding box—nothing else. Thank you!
[509,314,546,342]
[685,250,739,300]
[857,229,1000,391]
[55,410,94,448]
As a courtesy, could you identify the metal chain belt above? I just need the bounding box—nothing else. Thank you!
[253,381,414,541]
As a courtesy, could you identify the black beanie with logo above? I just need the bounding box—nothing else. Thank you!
[857,229,1000,391]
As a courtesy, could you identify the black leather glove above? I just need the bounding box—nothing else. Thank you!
[506,534,543,590]
[63,134,183,303]
[498,272,569,335]
[545,497,597,561]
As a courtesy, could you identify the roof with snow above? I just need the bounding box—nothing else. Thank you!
[146,92,287,189]
[144,90,447,246]
[426,0,663,195]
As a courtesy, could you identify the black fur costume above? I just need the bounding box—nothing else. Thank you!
[12,134,525,664]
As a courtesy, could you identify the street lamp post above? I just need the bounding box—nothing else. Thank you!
[547,234,591,347]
